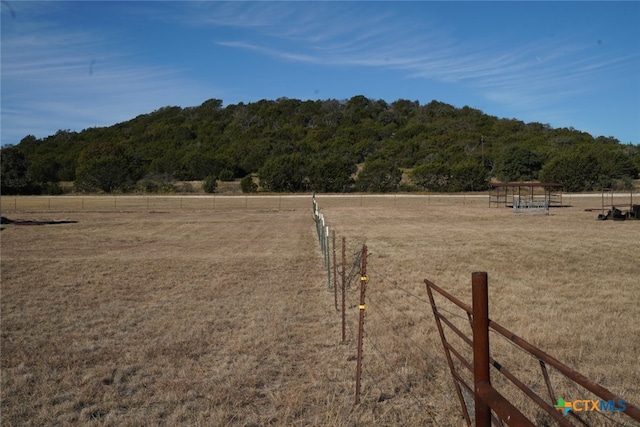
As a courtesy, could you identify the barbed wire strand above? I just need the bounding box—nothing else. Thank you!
[339,259,443,424]
[365,293,439,367]
[362,330,443,426]
[364,296,455,405]
[368,265,472,324]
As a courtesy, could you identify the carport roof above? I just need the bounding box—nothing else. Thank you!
[489,182,562,188]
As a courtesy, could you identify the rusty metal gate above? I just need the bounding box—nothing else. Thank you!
[425,272,640,426]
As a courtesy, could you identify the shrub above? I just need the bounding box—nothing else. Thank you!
[43,182,64,195]
[203,175,218,193]
[218,169,234,181]
[240,175,258,193]
[137,176,175,193]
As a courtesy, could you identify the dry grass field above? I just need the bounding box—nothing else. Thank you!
[1,194,638,426]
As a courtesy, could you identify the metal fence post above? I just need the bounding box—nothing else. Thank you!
[341,236,346,343]
[325,226,331,289]
[472,271,491,427]
[355,245,368,405]
[333,230,337,310]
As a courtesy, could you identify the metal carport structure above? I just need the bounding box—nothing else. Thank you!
[489,182,563,208]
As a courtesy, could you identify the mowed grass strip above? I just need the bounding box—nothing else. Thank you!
[1,194,638,425]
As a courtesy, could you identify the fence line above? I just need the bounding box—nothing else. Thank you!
[1,195,309,212]
[313,196,450,424]
[354,245,367,405]
[312,195,640,426]
[2,193,494,214]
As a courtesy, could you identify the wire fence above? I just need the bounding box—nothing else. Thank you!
[1,195,309,212]
[1,192,617,217]
[314,195,461,425]
[1,193,493,214]
[312,195,640,426]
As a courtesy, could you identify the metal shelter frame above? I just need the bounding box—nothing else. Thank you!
[489,182,563,208]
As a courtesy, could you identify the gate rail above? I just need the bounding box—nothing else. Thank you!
[425,272,640,426]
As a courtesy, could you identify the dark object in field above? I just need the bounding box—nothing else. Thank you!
[597,207,629,221]
[0,216,78,226]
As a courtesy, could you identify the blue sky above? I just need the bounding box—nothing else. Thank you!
[2,1,639,147]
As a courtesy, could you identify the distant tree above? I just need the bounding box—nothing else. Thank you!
[240,175,258,193]
[308,155,356,192]
[355,158,401,192]
[626,144,640,177]
[258,154,308,192]
[137,173,175,193]
[218,169,234,181]
[597,148,638,182]
[449,160,489,191]
[202,174,217,193]
[495,146,543,181]
[540,146,638,191]
[390,99,419,122]
[410,161,451,192]
[539,151,600,192]
[75,143,139,192]
[181,151,219,180]
[200,98,223,111]
[0,145,39,194]
[29,154,62,188]
[345,95,373,124]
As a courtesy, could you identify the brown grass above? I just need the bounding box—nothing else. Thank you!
[1,194,638,426]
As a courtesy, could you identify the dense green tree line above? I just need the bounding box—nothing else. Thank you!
[1,96,638,194]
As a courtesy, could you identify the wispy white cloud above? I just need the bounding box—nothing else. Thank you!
[2,2,636,145]
[199,3,638,120]
[1,12,219,144]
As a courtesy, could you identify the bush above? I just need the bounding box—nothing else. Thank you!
[240,175,258,193]
[137,176,175,193]
[356,158,402,192]
[176,182,194,193]
[43,182,64,195]
[258,154,308,192]
[218,169,235,181]
[203,175,218,193]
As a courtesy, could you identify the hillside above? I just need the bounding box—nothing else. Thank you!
[1,96,639,194]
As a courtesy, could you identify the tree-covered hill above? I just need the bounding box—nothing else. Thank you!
[2,96,638,194]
